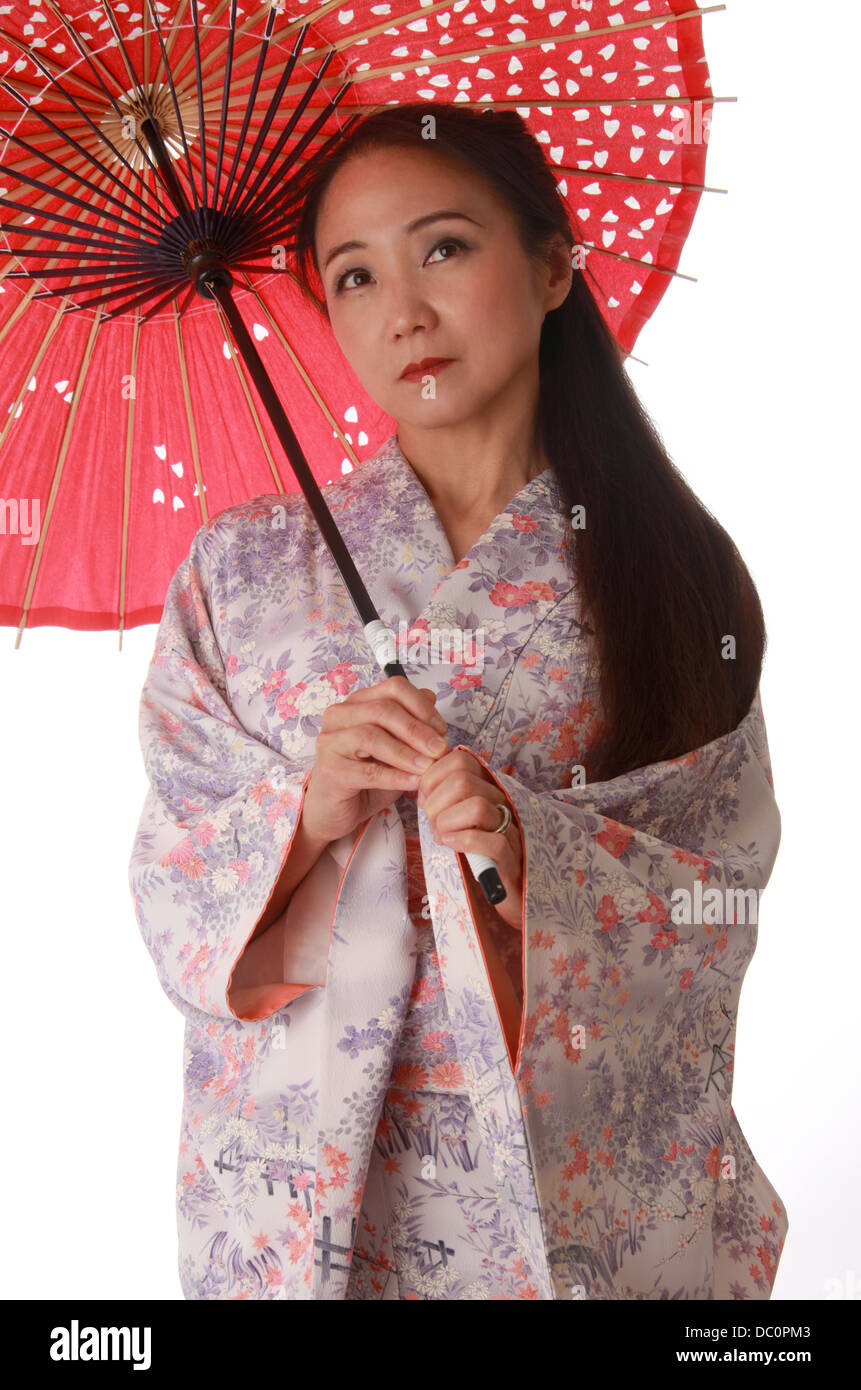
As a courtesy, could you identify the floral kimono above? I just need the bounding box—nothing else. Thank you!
[128,433,788,1300]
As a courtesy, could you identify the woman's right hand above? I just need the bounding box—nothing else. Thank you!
[300,676,450,844]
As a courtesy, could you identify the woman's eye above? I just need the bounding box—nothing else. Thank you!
[334,237,466,294]
[428,238,465,263]
[335,268,369,293]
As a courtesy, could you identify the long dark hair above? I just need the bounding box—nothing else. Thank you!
[290,103,766,782]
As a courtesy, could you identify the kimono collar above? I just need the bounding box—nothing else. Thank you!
[329,433,577,739]
[386,433,555,568]
[344,431,571,610]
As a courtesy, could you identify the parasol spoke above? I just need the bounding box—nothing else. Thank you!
[39,0,206,224]
[2,135,170,312]
[0,184,162,251]
[224,110,365,260]
[171,305,211,529]
[219,21,314,223]
[35,10,186,199]
[168,0,300,93]
[0,80,178,231]
[143,0,197,94]
[554,165,726,195]
[49,273,197,324]
[579,245,697,283]
[211,0,284,225]
[0,156,169,255]
[135,0,204,217]
[24,7,173,195]
[263,3,726,84]
[29,267,188,312]
[12,311,103,651]
[210,0,244,232]
[229,77,353,230]
[0,124,168,242]
[187,0,214,220]
[18,0,139,104]
[222,46,339,224]
[117,310,143,648]
[5,253,167,271]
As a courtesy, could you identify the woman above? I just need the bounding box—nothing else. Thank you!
[129,104,788,1300]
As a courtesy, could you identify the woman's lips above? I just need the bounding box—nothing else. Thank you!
[400,359,455,383]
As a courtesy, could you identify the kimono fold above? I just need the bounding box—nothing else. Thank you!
[128,433,788,1300]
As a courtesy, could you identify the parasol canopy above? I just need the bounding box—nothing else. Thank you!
[0,0,722,640]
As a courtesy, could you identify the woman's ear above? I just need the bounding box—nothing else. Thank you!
[544,233,574,312]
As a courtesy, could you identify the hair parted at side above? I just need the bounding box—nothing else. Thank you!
[289,103,766,783]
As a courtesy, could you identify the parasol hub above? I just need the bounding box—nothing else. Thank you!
[181,238,235,299]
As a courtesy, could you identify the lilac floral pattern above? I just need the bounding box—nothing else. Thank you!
[129,433,788,1299]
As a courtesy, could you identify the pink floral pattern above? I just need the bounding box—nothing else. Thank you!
[129,433,787,1299]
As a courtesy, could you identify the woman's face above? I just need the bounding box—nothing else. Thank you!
[314,145,571,430]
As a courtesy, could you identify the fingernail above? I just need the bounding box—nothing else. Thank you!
[414,754,433,769]
[427,736,447,754]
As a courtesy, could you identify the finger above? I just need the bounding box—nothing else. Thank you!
[417,750,478,806]
[328,680,448,745]
[357,700,450,765]
[434,794,510,839]
[321,691,447,762]
[419,759,494,816]
[328,721,440,776]
[329,744,423,791]
[421,777,487,829]
[384,680,448,736]
[437,826,521,885]
[370,675,448,734]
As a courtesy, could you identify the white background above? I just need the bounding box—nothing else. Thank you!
[1,2,856,1300]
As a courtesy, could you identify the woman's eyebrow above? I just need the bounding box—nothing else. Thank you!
[322,210,484,272]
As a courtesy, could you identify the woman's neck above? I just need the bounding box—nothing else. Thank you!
[396,432,548,520]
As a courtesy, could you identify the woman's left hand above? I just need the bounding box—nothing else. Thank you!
[417,747,524,931]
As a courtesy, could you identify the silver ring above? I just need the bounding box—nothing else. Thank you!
[492,802,512,834]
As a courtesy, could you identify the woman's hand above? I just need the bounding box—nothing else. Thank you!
[417,748,524,931]
[301,676,449,844]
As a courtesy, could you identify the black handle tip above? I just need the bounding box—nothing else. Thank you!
[478,866,506,905]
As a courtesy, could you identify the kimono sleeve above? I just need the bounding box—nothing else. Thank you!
[127,523,354,1024]
[460,689,780,944]
[457,690,788,1296]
